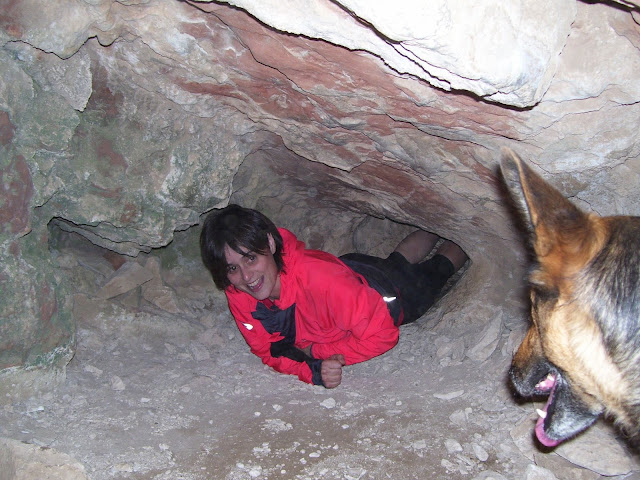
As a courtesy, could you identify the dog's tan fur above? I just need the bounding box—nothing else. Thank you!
[503,148,640,447]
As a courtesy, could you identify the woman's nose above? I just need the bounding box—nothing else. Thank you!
[240,265,252,281]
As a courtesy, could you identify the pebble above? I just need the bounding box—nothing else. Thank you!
[441,459,457,470]
[524,464,558,480]
[189,342,210,361]
[433,390,464,400]
[110,375,126,391]
[449,408,472,426]
[112,463,134,473]
[445,438,463,453]
[472,443,489,462]
[320,398,336,409]
[25,406,44,414]
[83,365,103,377]
[471,472,509,480]
[466,313,503,361]
[249,467,262,478]
[412,439,427,450]
[344,467,366,480]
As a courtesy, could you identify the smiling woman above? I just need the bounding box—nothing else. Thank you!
[200,204,285,293]
[223,236,281,301]
[199,204,468,390]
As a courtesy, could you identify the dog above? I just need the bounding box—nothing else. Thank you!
[501,148,640,449]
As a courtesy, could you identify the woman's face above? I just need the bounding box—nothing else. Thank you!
[224,234,281,300]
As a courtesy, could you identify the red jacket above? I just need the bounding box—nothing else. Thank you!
[225,228,400,384]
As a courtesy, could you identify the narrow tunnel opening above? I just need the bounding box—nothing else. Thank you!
[41,139,481,389]
[44,177,473,336]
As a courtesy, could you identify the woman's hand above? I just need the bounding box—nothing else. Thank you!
[321,354,346,388]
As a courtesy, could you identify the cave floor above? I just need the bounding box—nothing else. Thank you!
[2,245,639,480]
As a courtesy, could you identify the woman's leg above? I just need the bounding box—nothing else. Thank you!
[392,230,440,264]
[433,240,468,272]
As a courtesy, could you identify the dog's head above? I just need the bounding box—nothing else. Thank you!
[501,149,635,448]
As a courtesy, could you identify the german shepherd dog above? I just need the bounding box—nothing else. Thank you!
[501,148,640,449]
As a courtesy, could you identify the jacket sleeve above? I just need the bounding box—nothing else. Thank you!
[304,270,400,365]
[228,299,319,385]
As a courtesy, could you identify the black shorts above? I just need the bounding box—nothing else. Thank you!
[340,251,454,325]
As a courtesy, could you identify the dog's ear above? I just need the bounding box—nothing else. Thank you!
[500,148,603,285]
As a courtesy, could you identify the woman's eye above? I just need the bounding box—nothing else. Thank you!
[227,265,237,273]
[247,255,256,262]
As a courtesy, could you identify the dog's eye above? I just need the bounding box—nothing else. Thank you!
[529,267,559,303]
[531,285,558,303]
[529,285,559,330]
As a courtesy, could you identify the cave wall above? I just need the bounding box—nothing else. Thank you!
[0,0,639,399]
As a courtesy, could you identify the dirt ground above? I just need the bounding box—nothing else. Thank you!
[2,235,640,480]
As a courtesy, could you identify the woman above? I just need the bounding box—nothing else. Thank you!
[200,204,467,388]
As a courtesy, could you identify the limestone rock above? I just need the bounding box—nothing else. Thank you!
[466,313,503,362]
[0,437,89,480]
[141,257,181,313]
[555,422,640,476]
[524,464,559,480]
[217,0,576,107]
[96,261,153,299]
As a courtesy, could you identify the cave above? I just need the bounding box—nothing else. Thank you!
[1,0,640,478]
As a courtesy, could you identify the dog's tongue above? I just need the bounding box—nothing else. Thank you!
[534,382,561,448]
[535,411,561,447]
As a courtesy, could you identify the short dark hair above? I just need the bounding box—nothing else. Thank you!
[200,204,284,290]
